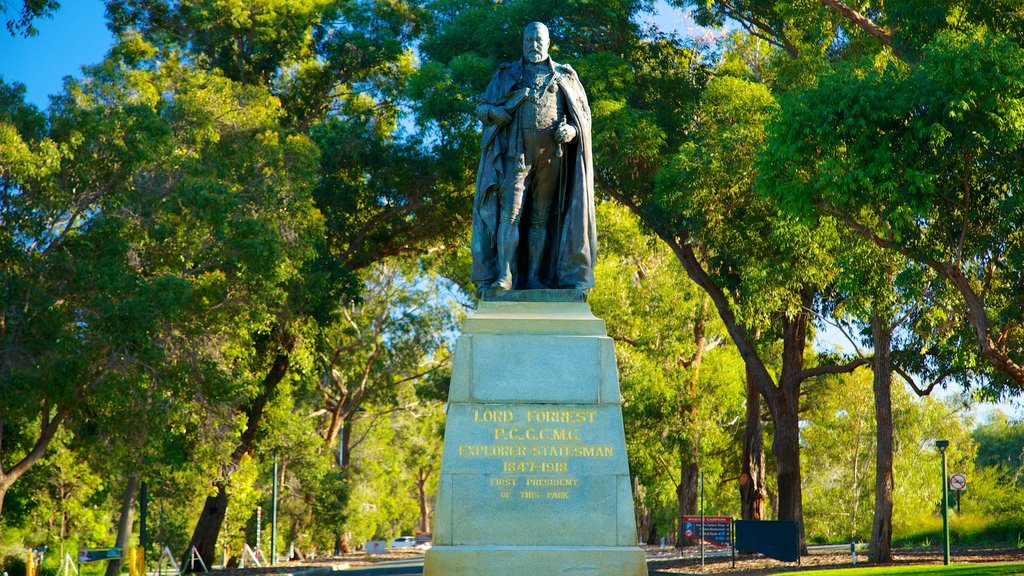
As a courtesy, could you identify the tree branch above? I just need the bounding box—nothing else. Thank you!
[720,0,799,58]
[611,334,640,347]
[791,357,871,382]
[892,364,950,397]
[818,0,906,61]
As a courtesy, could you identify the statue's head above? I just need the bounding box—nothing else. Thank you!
[522,22,550,64]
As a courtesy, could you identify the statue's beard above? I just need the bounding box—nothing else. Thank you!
[525,50,546,63]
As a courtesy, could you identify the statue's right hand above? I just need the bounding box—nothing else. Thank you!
[507,87,530,101]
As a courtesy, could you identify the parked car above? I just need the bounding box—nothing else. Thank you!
[390,536,417,549]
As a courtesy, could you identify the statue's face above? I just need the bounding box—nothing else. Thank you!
[523,23,549,64]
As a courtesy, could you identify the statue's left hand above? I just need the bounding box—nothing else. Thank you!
[556,123,577,143]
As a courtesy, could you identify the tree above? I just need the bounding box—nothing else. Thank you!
[800,369,978,541]
[756,1,1024,392]
[0,67,193,525]
[91,1,475,563]
[590,201,745,545]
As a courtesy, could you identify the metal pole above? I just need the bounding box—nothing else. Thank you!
[941,450,950,565]
[272,454,279,565]
[256,506,262,559]
[700,472,705,568]
[140,481,148,550]
[731,520,736,569]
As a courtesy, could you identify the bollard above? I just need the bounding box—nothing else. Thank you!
[850,541,856,565]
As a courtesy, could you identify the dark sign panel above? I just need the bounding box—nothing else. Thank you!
[78,548,121,563]
[735,520,800,562]
[681,516,732,546]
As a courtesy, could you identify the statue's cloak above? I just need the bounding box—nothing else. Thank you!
[470,58,596,289]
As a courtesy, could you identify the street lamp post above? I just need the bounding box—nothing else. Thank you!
[936,439,950,565]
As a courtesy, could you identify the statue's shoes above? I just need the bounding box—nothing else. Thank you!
[491,277,513,290]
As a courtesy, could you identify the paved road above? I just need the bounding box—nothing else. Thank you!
[333,557,424,575]
[306,544,859,575]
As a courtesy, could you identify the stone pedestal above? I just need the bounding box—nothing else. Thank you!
[423,293,647,576]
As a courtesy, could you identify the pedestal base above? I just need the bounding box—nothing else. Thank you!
[424,294,646,576]
[424,546,647,576]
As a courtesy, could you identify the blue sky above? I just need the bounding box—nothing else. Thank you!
[0,0,112,108]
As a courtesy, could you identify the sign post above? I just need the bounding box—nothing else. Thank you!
[936,440,950,565]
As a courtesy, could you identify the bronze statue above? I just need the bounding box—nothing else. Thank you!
[471,22,596,291]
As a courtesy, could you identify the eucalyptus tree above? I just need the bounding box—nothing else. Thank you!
[0,26,327,545]
[591,201,745,544]
[759,5,1024,392]
[0,67,196,527]
[94,0,476,563]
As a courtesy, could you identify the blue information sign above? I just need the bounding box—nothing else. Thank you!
[681,516,732,547]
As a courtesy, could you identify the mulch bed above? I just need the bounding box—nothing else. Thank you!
[213,545,1024,575]
[647,545,1024,574]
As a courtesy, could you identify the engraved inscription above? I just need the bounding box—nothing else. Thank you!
[460,405,614,501]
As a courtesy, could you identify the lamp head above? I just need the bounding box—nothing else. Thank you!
[936,439,949,451]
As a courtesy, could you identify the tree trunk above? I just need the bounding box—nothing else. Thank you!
[0,484,7,538]
[772,388,805,552]
[340,418,353,468]
[416,468,430,533]
[740,365,767,520]
[776,309,810,553]
[186,483,229,571]
[0,405,69,530]
[105,474,141,576]
[675,460,700,547]
[676,303,708,546]
[869,314,895,563]
[183,335,294,571]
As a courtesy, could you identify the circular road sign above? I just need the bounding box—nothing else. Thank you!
[949,472,967,491]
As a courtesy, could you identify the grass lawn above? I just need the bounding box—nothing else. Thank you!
[776,564,1024,576]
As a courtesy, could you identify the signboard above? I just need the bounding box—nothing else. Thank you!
[949,472,967,491]
[78,548,121,563]
[735,520,800,562]
[681,516,732,546]
[364,540,387,554]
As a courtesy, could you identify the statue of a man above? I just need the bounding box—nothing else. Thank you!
[471,22,596,291]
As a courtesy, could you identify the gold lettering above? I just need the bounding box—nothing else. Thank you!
[520,491,541,499]
[547,491,569,499]
[474,409,515,423]
[526,478,579,487]
[526,409,597,423]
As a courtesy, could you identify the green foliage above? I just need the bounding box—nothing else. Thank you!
[759,12,1024,394]
[591,201,745,535]
[973,412,1024,486]
[801,370,977,542]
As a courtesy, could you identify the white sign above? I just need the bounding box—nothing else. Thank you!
[949,472,967,491]
[364,540,388,554]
